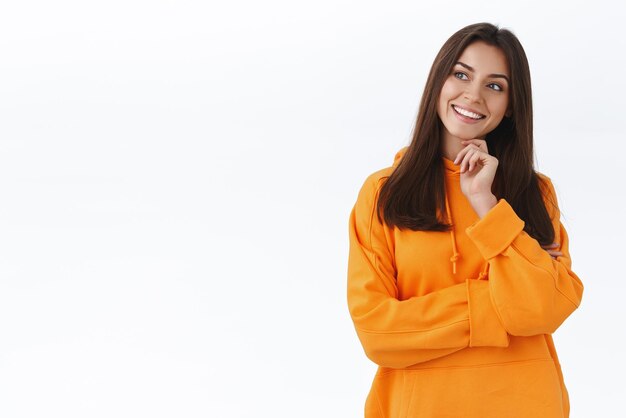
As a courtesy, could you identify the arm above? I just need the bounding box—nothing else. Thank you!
[347,175,509,369]
[465,177,584,336]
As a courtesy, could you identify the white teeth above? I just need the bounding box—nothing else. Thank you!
[453,105,484,119]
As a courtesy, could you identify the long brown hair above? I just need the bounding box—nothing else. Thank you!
[377,22,555,245]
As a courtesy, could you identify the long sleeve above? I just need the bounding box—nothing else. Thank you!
[465,176,584,337]
[347,174,509,369]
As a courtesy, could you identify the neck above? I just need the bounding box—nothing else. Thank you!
[441,129,485,160]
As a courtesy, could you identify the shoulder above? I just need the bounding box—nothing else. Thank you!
[535,171,560,219]
[351,163,399,251]
[356,146,408,203]
[535,171,552,186]
[359,166,394,196]
[535,171,556,198]
[353,167,393,226]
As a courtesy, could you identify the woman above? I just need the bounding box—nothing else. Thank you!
[347,23,584,417]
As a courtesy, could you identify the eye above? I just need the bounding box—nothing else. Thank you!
[487,82,503,92]
[454,71,469,80]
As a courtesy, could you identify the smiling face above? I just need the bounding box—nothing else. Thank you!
[437,41,510,148]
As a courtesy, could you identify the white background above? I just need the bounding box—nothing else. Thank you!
[0,1,623,417]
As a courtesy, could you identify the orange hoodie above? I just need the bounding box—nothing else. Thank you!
[347,147,584,417]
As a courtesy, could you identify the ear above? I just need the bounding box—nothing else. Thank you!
[505,108,512,118]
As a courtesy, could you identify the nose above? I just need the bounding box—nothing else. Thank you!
[463,81,483,103]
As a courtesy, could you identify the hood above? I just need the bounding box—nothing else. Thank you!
[443,156,461,176]
[390,146,487,278]
[393,146,409,167]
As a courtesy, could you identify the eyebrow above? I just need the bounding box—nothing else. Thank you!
[455,61,510,85]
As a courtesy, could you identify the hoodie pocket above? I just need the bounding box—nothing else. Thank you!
[366,369,417,418]
[403,360,565,417]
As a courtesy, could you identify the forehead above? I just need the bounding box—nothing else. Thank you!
[457,41,509,76]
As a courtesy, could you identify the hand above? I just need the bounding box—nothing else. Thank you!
[453,139,499,217]
[542,242,563,260]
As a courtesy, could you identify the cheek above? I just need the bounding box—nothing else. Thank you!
[439,80,457,100]
[438,81,456,112]
[490,96,509,118]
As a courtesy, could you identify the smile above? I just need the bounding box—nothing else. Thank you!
[452,105,485,120]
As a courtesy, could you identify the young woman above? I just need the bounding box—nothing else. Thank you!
[347,23,584,417]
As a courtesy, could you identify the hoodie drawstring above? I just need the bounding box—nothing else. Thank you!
[445,190,490,280]
[477,263,489,280]
[445,193,460,275]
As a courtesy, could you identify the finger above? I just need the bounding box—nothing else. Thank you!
[456,147,469,171]
[541,243,560,249]
[460,147,477,173]
[469,151,481,172]
[453,147,467,165]
[461,147,483,173]
[461,139,488,153]
[467,150,477,172]
[468,148,484,173]
[454,144,476,165]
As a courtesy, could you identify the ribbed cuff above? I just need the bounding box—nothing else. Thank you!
[465,199,525,260]
[467,279,509,347]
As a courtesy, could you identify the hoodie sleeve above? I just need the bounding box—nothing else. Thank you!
[465,176,584,337]
[347,174,509,369]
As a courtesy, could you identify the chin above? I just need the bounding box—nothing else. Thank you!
[450,129,484,141]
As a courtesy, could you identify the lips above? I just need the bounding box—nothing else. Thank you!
[452,105,485,120]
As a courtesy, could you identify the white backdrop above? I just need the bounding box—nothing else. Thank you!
[0,1,623,417]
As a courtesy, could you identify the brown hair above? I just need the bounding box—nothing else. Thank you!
[377,22,555,245]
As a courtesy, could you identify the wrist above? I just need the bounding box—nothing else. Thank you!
[470,193,498,218]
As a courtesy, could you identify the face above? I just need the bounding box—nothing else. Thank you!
[437,41,510,143]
